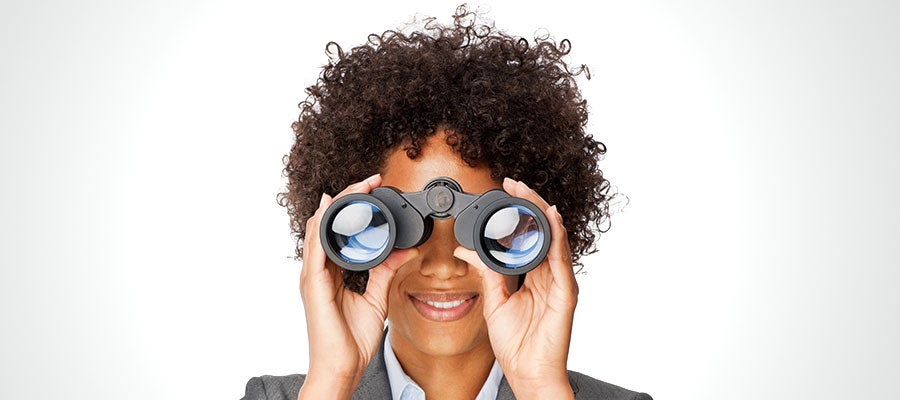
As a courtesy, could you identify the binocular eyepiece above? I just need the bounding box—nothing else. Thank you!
[319,177,551,275]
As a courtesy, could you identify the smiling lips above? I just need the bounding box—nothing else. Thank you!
[408,292,478,322]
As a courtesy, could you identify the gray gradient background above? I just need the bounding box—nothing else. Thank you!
[1,0,898,398]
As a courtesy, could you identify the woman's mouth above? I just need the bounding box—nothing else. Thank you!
[408,292,478,322]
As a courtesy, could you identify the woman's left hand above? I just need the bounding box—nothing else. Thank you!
[453,178,578,400]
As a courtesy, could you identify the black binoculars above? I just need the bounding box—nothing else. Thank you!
[319,177,551,275]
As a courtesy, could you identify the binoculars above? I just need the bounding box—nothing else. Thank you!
[319,177,551,275]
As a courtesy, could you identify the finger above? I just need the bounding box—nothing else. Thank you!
[545,205,577,298]
[453,246,510,318]
[302,173,380,292]
[300,194,348,341]
[502,177,550,210]
[502,178,571,289]
[300,193,335,296]
[334,173,382,199]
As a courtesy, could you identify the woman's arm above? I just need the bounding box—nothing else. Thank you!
[297,173,418,400]
[454,177,579,400]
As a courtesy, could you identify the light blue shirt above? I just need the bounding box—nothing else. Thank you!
[384,331,504,400]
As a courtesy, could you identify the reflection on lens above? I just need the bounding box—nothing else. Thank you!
[329,201,390,263]
[482,205,543,268]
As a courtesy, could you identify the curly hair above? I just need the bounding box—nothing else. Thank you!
[278,5,620,293]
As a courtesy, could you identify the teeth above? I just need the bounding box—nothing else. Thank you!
[424,299,466,309]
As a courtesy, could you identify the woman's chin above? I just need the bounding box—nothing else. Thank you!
[390,317,491,357]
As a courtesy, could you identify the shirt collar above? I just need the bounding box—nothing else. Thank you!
[384,331,423,400]
[384,330,504,400]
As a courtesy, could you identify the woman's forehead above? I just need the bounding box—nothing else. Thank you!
[381,133,500,194]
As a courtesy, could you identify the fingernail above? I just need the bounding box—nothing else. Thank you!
[503,177,515,186]
[319,193,330,207]
[551,205,563,223]
[453,246,472,261]
[365,173,381,185]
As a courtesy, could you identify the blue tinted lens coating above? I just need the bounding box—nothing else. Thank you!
[328,201,390,263]
[482,205,544,268]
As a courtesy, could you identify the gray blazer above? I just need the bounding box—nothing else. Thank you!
[242,334,652,400]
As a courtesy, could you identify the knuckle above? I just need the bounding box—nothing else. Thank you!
[305,214,318,232]
[298,276,309,293]
[567,295,578,311]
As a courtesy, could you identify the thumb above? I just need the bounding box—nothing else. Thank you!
[453,247,510,318]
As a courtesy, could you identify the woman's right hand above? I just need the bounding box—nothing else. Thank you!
[297,173,417,400]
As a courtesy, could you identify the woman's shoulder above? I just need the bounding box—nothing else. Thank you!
[564,370,653,400]
[241,374,305,400]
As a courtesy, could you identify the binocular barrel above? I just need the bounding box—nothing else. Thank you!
[319,177,551,275]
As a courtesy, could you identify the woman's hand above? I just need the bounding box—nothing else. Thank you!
[453,178,578,400]
[298,173,418,400]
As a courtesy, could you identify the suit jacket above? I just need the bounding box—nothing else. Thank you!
[242,334,652,400]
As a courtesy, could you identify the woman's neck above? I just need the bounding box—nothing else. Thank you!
[390,333,497,400]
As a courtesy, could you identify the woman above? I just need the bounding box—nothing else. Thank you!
[244,6,651,400]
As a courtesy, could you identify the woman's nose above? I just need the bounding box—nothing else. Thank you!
[417,219,469,279]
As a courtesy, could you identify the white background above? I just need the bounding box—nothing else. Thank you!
[2,0,898,399]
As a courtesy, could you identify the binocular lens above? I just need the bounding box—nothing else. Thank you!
[481,204,545,269]
[327,200,391,263]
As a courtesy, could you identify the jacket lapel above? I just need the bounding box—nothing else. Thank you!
[351,331,393,400]
[497,376,516,400]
